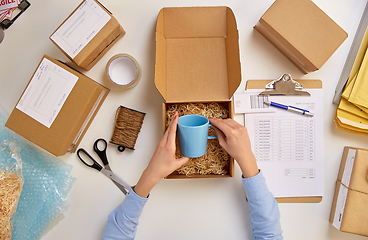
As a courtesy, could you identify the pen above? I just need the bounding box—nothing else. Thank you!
[264,101,314,117]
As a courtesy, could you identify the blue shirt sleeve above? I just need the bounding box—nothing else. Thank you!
[102,172,282,240]
[242,171,283,240]
[101,187,148,240]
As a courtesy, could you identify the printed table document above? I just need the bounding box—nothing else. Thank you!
[245,89,323,198]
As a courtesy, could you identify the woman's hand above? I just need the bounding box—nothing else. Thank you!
[134,111,189,198]
[209,118,259,178]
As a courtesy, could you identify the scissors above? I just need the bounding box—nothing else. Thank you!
[77,138,129,195]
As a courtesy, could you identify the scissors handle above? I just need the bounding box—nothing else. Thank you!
[93,138,109,166]
[77,148,103,171]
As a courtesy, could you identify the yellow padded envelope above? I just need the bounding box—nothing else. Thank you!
[336,109,368,131]
[335,116,368,136]
[343,26,368,97]
[344,26,368,109]
[338,98,368,120]
[341,72,357,100]
[349,54,368,108]
[335,117,368,136]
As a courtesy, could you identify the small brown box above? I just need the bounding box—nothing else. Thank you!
[254,0,348,74]
[330,147,368,237]
[6,55,109,156]
[50,0,125,71]
[154,7,241,178]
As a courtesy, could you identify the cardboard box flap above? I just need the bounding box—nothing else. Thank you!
[225,7,242,98]
[163,7,227,38]
[155,7,241,103]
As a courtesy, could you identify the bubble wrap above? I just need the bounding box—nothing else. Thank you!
[0,107,76,240]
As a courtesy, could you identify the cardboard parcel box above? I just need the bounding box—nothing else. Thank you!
[6,55,109,156]
[330,147,368,237]
[254,0,347,74]
[154,7,241,178]
[50,0,125,71]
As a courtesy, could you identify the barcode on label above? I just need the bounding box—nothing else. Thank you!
[250,95,269,109]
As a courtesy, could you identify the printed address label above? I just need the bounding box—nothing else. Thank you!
[16,58,78,128]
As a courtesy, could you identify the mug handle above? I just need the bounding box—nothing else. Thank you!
[208,124,217,139]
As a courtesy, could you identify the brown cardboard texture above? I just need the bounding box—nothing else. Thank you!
[6,55,109,157]
[155,7,241,178]
[329,147,368,237]
[50,0,125,71]
[254,0,347,74]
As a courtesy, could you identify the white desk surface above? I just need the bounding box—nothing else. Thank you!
[1,0,368,239]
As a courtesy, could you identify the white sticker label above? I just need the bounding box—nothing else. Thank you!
[50,0,111,58]
[332,184,348,230]
[341,149,357,187]
[16,58,78,128]
[233,91,276,114]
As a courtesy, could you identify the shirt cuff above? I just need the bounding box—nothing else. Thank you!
[242,170,270,202]
[116,186,149,222]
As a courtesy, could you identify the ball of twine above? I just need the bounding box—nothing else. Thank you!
[111,106,145,150]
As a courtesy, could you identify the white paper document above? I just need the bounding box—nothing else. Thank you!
[16,58,78,128]
[50,0,111,58]
[245,89,323,198]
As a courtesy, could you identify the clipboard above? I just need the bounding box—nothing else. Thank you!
[246,74,322,94]
[246,74,322,203]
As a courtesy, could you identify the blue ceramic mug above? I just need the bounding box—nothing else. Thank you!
[177,115,217,158]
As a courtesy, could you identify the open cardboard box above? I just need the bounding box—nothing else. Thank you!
[154,7,241,178]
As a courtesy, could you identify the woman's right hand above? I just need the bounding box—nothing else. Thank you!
[209,118,259,178]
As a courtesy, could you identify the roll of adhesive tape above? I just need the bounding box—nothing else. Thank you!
[106,54,141,88]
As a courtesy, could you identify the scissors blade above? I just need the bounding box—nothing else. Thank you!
[101,168,129,194]
[111,179,128,195]
[104,164,112,172]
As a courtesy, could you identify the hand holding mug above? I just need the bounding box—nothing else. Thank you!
[209,118,259,178]
[134,111,189,197]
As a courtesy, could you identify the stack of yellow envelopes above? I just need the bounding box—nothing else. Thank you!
[336,26,368,136]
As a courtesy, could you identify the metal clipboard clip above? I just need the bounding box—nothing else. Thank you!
[259,73,310,96]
